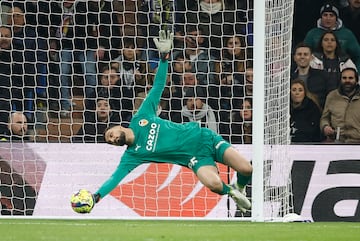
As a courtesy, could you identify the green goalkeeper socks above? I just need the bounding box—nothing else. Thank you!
[213,177,250,195]
[237,172,251,187]
[218,182,231,195]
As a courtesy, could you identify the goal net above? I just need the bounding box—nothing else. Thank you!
[0,0,293,220]
[254,0,294,221]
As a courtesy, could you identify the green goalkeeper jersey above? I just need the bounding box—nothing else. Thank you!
[96,60,205,198]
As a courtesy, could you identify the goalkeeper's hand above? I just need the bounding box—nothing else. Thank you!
[92,193,101,204]
[86,193,100,213]
[153,30,174,61]
[81,193,101,213]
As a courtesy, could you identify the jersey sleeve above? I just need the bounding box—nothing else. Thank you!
[135,60,168,117]
[95,157,139,198]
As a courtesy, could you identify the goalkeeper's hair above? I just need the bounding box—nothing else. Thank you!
[103,125,116,139]
[103,125,126,146]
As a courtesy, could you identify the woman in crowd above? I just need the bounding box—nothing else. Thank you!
[311,30,356,92]
[290,79,323,143]
[231,98,253,144]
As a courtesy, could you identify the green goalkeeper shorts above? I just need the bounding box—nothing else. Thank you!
[188,128,231,173]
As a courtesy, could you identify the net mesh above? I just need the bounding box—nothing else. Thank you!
[263,0,294,220]
[0,0,293,219]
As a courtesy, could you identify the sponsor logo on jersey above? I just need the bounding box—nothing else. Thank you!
[139,119,149,127]
[146,123,159,151]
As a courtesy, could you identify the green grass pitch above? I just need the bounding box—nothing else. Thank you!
[0,219,359,241]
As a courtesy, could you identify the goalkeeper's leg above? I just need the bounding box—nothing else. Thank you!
[222,147,252,188]
[196,165,251,213]
[222,146,252,212]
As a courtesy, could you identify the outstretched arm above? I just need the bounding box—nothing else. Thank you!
[135,30,173,116]
[94,160,139,200]
[89,31,174,211]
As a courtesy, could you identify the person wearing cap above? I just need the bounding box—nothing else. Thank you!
[304,2,360,70]
[320,67,360,143]
[181,86,218,133]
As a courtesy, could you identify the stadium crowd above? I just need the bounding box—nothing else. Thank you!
[0,0,359,144]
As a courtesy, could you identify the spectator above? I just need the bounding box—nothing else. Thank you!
[311,30,356,92]
[169,71,199,123]
[181,86,218,133]
[136,0,173,62]
[290,79,323,143]
[221,34,247,80]
[167,53,191,121]
[175,0,250,57]
[51,0,120,117]
[133,78,168,120]
[1,1,36,26]
[111,37,147,95]
[111,36,150,124]
[0,2,11,25]
[243,65,254,97]
[167,55,193,120]
[304,2,360,70]
[86,66,122,124]
[213,34,251,116]
[170,51,192,86]
[115,0,144,38]
[231,98,253,144]
[0,26,11,132]
[337,0,351,7]
[320,67,360,143]
[87,0,121,61]
[291,42,328,108]
[6,5,46,123]
[208,62,251,140]
[178,0,227,45]
[47,39,61,113]
[72,98,120,143]
[172,24,219,85]
[292,0,325,47]
[0,112,30,141]
[173,0,197,49]
[339,0,360,43]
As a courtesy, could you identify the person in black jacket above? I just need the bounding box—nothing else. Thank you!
[340,0,360,43]
[85,65,122,124]
[0,112,30,142]
[290,79,323,143]
[49,0,121,116]
[231,98,253,144]
[291,42,328,108]
[72,98,120,143]
[0,26,12,134]
[311,30,356,92]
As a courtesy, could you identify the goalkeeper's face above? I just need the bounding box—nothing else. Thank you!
[104,126,126,146]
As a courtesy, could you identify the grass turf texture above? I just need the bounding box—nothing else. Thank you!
[0,219,359,241]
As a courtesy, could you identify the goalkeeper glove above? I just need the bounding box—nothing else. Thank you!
[153,30,174,61]
[92,193,101,204]
[83,193,100,214]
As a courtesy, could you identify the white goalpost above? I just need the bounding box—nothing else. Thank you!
[253,0,294,221]
[0,0,294,221]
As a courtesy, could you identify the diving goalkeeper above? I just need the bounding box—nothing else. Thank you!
[90,30,252,213]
